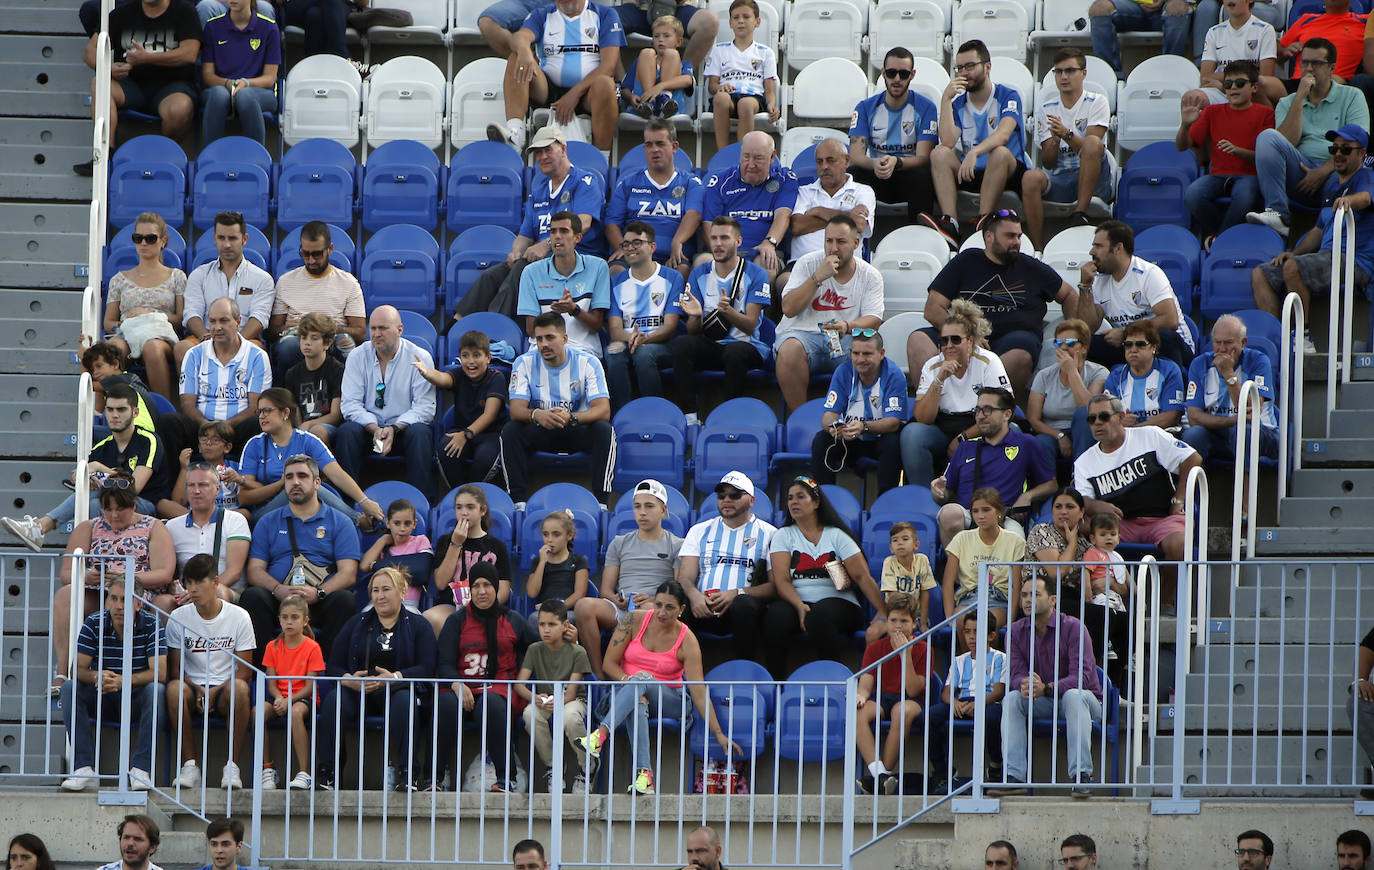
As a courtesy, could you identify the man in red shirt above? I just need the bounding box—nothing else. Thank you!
[1178,60,1276,236]
[1278,0,1367,83]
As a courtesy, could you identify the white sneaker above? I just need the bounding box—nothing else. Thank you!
[1303,331,1318,355]
[259,766,278,789]
[486,120,526,151]
[2,515,45,552]
[570,773,589,794]
[288,771,313,790]
[175,759,200,788]
[129,767,152,790]
[1245,208,1290,236]
[684,412,699,426]
[222,762,243,789]
[60,765,96,792]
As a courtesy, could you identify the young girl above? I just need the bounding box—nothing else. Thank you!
[260,595,325,790]
[162,421,244,519]
[423,485,512,636]
[526,511,589,620]
[942,488,1027,631]
[361,499,434,611]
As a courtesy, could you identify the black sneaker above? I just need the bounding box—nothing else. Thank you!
[659,97,678,118]
[918,212,960,250]
[987,778,1027,796]
[1070,774,1094,799]
[635,100,653,119]
[857,774,875,795]
[315,772,335,791]
[878,772,899,795]
[73,160,94,177]
[393,770,416,792]
[1068,210,1094,227]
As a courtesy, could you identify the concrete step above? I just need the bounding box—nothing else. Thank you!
[0,0,86,36]
[0,722,64,774]
[1207,616,1360,643]
[0,372,85,401]
[0,289,85,374]
[1157,674,1344,730]
[1,552,63,633]
[1144,734,1357,774]
[1253,526,1374,555]
[0,201,89,289]
[0,458,85,538]
[1276,496,1374,526]
[1334,380,1374,407]
[0,635,60,720]
[1135,766,1365,796]
[1188,643,1355,676]
[0,35,95,119]
[1287,467,1374,498]
[0,119,94,202]
[0,400,79,459]
[1229,583,1364,620]
[1324,408,1374,438]
[1298,437,1374,467]
[1234,559,1367,586]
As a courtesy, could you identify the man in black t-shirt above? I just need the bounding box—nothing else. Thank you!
[281,312,345,447]
[75,0,201,176]
[906,211,1078,394]
[412,329,510,489]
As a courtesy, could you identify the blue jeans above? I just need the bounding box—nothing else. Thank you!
[899,422,951,488]
[61,679,160,773]
[1033,406,1096,466]
[1180,423,1279,462]
[1191,0,1282,59]
[201,85,277,145]
[597,675,694,773]
[604,342,673,413]
[48,493,157,528]
[1185,174,1263,235]
[1002,688,1103,780]
[334,421,438,502]
[1090,0,1191,75]
[1254,128,1324,219]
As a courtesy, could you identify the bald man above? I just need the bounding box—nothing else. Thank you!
[700,131,798,283]
[682,826,726,870]
[334,305,439,500]
[178,296,272,449]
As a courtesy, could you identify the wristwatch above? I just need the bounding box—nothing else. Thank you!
[462,427,474,438]
[569,412,580,427]
[1225,375,1240,386]
[764,235,779,246]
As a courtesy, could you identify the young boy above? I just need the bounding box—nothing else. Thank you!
[281,312,344,447]
[515,599,593,793]
[83,341,158,434]
[854,592,931,796]
[867,521,937,642]
[926,611,1006,790]
[703,0,780,150]
[1177,60,1274,237]
[1194,0,1284,107]
[163,421,244,518]
[412,329,509,489]
[1083,513,1128,614]
[621,15,695,120]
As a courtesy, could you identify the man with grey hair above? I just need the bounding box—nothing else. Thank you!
[699,131,798,283]
[1073,393,1201,613]
[179,296,272,448]
[1180,314,1278,462]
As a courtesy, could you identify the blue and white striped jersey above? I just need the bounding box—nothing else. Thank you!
[680,513,777,593]
[178,339,271,422]
[610,264,684,334]
[508,345,609,413]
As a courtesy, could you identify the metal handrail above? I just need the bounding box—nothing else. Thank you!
[1131,553,1158,777]
[1277,291,1304,508]
[1327,204,1356,425]
[1183,465,1209,650]
[1231,379,1261,562]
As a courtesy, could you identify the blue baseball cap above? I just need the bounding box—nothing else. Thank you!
[1326,125,1369,148]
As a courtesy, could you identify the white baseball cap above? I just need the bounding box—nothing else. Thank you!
[633,478,669,508]
[714,470,755,498]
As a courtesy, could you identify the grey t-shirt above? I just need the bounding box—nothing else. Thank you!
[1031,360,1109,429]
[521,640,591,698]
[604,530,683,599]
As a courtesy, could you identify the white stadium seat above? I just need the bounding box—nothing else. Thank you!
[791,58,869,127]
[879,311,932,374]
[281,54,363,147]
[1116,55,1201,154]
[907,56,950,108]
[952,0,1030,62]
[1036,55,1118,114]
[780,126,848,169]
[1039,224,1098,287]
[365,0,449,54]
[365,56,447,149]
[786,0,866,73]
[869,0,951,69]
[449,58,507,150]
[872,226,952,317]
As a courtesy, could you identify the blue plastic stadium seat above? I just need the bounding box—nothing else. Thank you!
[276,223,355,276]
[770,398,827,481]
[443,226,517,314]
[775,660,851,762]
[618,143,694,175]
[191,136,273,229]
[697,489,776,526]
[365,308,437,359]
[106,222,186,278]
[1134,225,1202,309]
[606,484,692,538]
[277,138,357,230]
[517,483,605,574]
[1200,225,1284,320]
[819,484,863,540]
[446,141,525,235]
[693,398,779,495]
[358,224,441,315]
[791,143,820,187]
[360,480,430,550]
[361,139,443,232]
[706,142,742,180]
[611,396,689,493]
[1114,144,1199,233]
[108,135,188,227]
[1228,308,1282,350]
[431,481,518,559]
[443,312,523,365]
[191,225,273,272]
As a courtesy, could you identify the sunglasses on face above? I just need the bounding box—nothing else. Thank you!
[1220,78,1254,89]
[1122,339,1153,349]
[852,328,878,338]
[1086,411,1116,424]
[883,67,912,80]
[298,248,328,260]
[130,233,160,245]
[938,334,965,347]
[1053,337,1081,348]
[717,489,746,500]
[1330,144,1362,155]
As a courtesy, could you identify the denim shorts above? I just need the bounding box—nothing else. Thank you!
[774,328,849,374]
[480,0,545,29]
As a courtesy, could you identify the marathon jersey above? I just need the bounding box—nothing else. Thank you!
[702,40,778,97]
[1185,348,1278,430]
[521,0,625,89]
[950,83,1029,169]
[519,164,608,254]
[849,90,939,158]
[1073,426,1196,519]
[685,258,773,353]
[610,264,685,334]
[1104,358,1186,423]
[822,357,908,440]
[606,167,704,256]
[680,514,777,593]
[701,162,799,256]
[508,345,609,413]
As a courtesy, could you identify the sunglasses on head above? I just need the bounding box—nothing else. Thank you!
[988,208,1020,220]
[852,328,878,338]
[938,334,965,346]
[1122,339,1152,349]
[1053,337,1081,348]
[100,477,133,490]
[186,460,218,472]
[1086,411,1116,424]
[1220,77,1254,89]
[130,233,160,245]
[883,67,912,80]
[1330,144,1362,155]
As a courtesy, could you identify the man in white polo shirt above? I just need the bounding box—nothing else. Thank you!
[165,462,251,602]
[179,296,272,450]
[783,139,875,270]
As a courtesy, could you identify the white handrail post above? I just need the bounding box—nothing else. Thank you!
[1277,292,1304,511]
[1341,203,1356,385]
[1183,466,1209,651]
[1231,380,1260,563]
[1327,206,1344,430]
[1131,555,1156,778]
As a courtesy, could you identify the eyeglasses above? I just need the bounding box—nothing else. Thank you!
[374,382,387,410]
[852,328,878,338]
[955,60,985,72]
[100,477,133,490]
[1330,144,1362,155]
[883,67,912,80]
[256,406,279,417]
[1235,849,1268,858]
[1053,337,1081,348]
[1086,411,1116,424]
[1122,339,1153,349]
[938,334,965,347]
[1052,66,1084,76]
[130,233,160,245]
[1301,57,1332,68]
[717,489,746,500]
[1220,78,1255,89]
[1059,855,1093,865]
[974,404,1007,415]
[619,238,648,249]
[298,247,328,260]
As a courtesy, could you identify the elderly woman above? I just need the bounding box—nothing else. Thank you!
[900,299,1012,487]
[1102,320,1185,430]
[1027,318,1108,463]
[317,565,436,792]
[104,212,185,401]
[762,476,887,678]
[50,469,177,694]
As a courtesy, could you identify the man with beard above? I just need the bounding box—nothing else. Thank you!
[164,462,251,602]
[605,120,704,276]
[268,221,365,373]
[1059,834,1100,870]
[334,304,438,500]
[700,131,797,283]
[906,210,1076,395]
[848,46,938,225]
[1338,831,1372,870]
[810,330,906,492]
[1076,220,1195,372]
[100,816,164,870]
[1234,830,1275,870]
[681,826,727,870]
[241,455,360,661]
[517,211,611,358]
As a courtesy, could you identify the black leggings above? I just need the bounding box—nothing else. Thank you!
[434,689,515,783]
[760,596,863,679]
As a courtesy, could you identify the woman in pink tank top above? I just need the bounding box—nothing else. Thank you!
[577,580,741,796]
